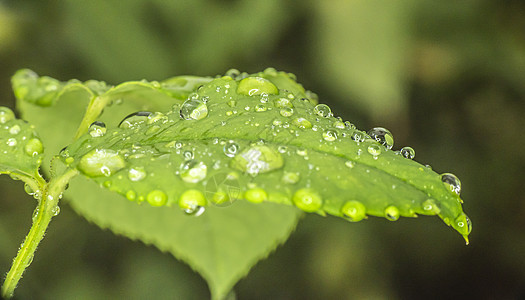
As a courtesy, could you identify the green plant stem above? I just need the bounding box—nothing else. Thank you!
[1,169,78,299]
[74,95,111,139]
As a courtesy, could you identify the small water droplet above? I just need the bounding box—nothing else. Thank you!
[225,69,241,79]
[119,111,152,129]
[296,148,308,156]
[89,121,107,137]
[183,150,194,160]
[341,201,366,222]
[128,167,147,181]
[6,138,17,146]
[367,127,394,149]
[230,145,283,176]
[126,190,137,201]
[292,188,322,212]
[323,130,338,142]
[237,77,278,96]
[313,104,332,118]
[180,160,207,183]
[245,188,268,203]
[334,121,345,129]
[0,107,15,124]
[52,206,60,216]
[422,199,440,214]
[179,189,207,216]
[351,131,366,142]
[280,107,294,117]
[9,125,21,135]
[292,117,312,129]
[275,98,293,108]
[367,144,382,157]
[400,146,415,159]
[345,161,355,168]
[255,104,267,112]
[223,141,240,157]
[147,190,168,207]
[282,171,300,184]
[180,99,208,120]
[147,112,168,124]
[24,138,43,156]
[384,206,400,221]
[344,121,356,129]
[78,149,126,177]
[441,173,461,195]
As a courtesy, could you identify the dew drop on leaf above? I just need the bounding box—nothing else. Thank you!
[180,160,207,183]
[384,206,400,221]
[126,190,137,201]
[180,99,208,120]
[292,117,312,129]
[128,167,147,181]
[441,173,461,195]
[119,111,152,129]
[323,130,338,142]
[88,121,107,137]
[400,146,415,159]
[6,138,17,147]
[274,98,293,108]
[230,145,284,176]
[237,77,278,96]
[367,144,382,157]
[422,199,440,214]
[367,127,394,149]
[254,104,267,112]
[282,171,300,184]
[78,149,126,177]
[179,189,207,216]
[0,107,15,124]
[52,205,60,216]
[341,201,366,222]
[24,138,43,156]
[313,104,332,118]
[223,141,240,157]
[292,188,322,212]
[9,125,21,135]
[245,188,268,203]
[147,112,168,124]
[279,107,294,117]
[351,131,366,142]
[147,190,168,207]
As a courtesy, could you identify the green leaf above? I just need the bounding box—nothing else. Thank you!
[61,69,471,243]
[0,106,44,188]
[14,69,301,300]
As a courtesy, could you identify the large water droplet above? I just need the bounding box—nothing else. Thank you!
[367,144,382,158]
[237,77,278,96]
[24,138,43,157]
[384,206,400,221]
[441,173,461,195]
[323,130,338,142]
[180,160,208,183]
[147,190,168,207]
[230,145,283,176]
[179,189,207,216]
[400,146,415,159]
[313,104,332,118]
[367,127,394,149]
[223,141,240,157]
[180,99,208,120]
[292,188,322,212]
[78,149,126,177]
[341,201,366,222]
[279,107,294,117]
[147,112,168,124]
[245,188,268,203]
[0,107,15,124]
[89,121,107,137]
[119,111,152,129]
[292,117,312,129]
[128,167,147,181]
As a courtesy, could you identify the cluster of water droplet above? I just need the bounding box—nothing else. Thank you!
[0,107,44,164]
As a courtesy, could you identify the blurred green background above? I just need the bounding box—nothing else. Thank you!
[1,0,524,299]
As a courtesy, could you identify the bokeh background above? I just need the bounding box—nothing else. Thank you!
[1,1,524,299]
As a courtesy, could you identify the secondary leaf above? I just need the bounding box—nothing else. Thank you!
[61,69,471,242]
[0,106,44,189]
[13,69,302,300]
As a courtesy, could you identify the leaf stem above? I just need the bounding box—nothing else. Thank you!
[74,95,111,140]
[1,169,78,299]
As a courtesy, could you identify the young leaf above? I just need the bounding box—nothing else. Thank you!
[61,70,472,243]
[0,106,44,190]
[13,69,302,300]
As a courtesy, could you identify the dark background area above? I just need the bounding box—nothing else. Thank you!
[1,1,524,299]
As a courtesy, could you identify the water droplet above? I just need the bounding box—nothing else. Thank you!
[345,121,356,129]
[313,104,332,118]
[296,148,308,156]
[245,188,268,203]
[147,190,168,207]
[400,146,415,159]
[147,112,168,124]
[119,111,152,129]
[237,77,278,96]
[341,201,366,222]
[280,107,294,117]
[52,206,60,216]
[225,68,241,79]
[292,117,312,129]
[292,188,322,212]
[88,121,107,137]
[367,127,394,149]
[180,99,208,120]
[323,130,338,142]
[255,104,267,112]
[183,150,194,160]
[422,199,440,214]
[128,167,146,181]
[227,100,237,107]
[384,206,400,221]
[0,107,15,124]
[78,149,126,177]
[453,213,472,243]
[231,145,283,176]
[282,171,300,184]
[441,173,461,195]
[24,138,43,156]
[223,141,240,157]
[9,125,21,135]
[351,131,366,142]
[6,138,17,147]
[334,121,345,129]
[274,98,293,108]
[180,160,207,183]
[345,161,355,168]
[179,189,207,216]
[126,190,137,201]
[367,144,382,157]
